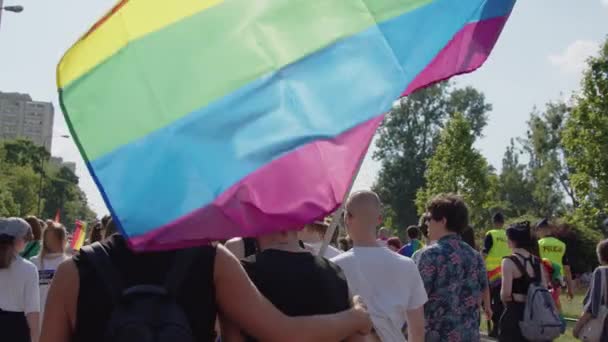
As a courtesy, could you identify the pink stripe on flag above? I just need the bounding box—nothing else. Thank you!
[403,15,510,96]
[128,116,383,251]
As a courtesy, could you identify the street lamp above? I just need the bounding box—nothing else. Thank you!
[37,134,71,216]
[0,1,24,30]
[3,5,23,12]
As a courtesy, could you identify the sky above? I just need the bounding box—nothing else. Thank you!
[0,0,607,217]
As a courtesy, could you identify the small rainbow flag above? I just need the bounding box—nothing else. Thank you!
[487,266,502,287]
[70,220,87,250]
[58,0,516,251]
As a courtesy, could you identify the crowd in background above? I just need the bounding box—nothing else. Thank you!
[1,191,607,342]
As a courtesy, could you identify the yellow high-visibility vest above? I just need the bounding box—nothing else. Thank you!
[539,237,566,276]
[485,229,510,273]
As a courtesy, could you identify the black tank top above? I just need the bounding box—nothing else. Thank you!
[241,249,351,342]
[509,254,540,295]
[72,235,217,342]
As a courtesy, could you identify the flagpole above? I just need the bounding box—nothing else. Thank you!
[318,138,372,257]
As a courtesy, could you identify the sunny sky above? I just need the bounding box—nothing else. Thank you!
[0,0,607,217]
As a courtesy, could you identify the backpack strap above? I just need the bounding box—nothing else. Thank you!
[507,255,530,282]
[164,248,201,297]
[80,242,123,304]
[243,238,257,258]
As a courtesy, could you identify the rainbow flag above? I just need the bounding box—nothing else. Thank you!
[487,266,502,287]
[70,220,87,250]
[58,0,516,251]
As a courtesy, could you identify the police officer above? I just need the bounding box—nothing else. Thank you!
[536,218,575,301]
[482,212,510,338]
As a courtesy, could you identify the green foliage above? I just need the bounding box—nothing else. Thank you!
[416,112,492,228]
[373,83,492,230]
[0,140,96,228]
[497,139,535,217]
[563,38,608,235]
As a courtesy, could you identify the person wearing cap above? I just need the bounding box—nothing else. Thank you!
[297,220,342,259]
[482,212,509,338]
[536,219,575,302]
[0,217,41,342]
[499,221,548,342]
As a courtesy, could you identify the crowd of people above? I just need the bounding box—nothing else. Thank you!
[1,191,607,342]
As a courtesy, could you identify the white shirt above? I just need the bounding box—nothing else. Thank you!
[31,253,69,321]
[305,241,342,259]
[0,256,40,313]
[332,246,428,342]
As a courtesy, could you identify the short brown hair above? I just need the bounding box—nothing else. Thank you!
[426,194,469,234]
[597,239,608,264]
[305,221,329,236]
[24,216,42,241]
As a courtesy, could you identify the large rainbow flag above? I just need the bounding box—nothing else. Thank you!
[58,0,516,251]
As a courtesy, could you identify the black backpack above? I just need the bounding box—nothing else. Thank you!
[81,242,198,342]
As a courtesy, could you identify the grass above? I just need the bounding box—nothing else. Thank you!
[481,291,586,341]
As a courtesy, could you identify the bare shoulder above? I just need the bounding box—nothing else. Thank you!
[55,259,79,288]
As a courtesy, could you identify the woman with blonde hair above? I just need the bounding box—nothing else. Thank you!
[31,222,69,325]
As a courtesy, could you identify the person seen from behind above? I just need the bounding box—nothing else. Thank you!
[332,191,427,342]
[0,217,40,342]
[498,221,548,342]
[222,228,363,341]
[31,222,70,326]
[416,194,490,341]
[536,219,575,303]
[297,220,342,259]
[573,238,608,341]
[20,216,44,260]
[482,212,509,338]
[376,227,390,247]
[40,217,372,342]
[411,215,431,264]
[386,237,402,252]
[87,222,104,244]
[399,226,424,258]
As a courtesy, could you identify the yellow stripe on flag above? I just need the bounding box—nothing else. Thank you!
[58,0,223,89]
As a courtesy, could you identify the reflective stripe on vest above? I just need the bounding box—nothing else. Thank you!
[539,237,566,276]
[485,229,510,275]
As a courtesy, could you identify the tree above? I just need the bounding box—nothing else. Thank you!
[3,139,49,174]
[5,165,39,217]
[519,101,573,217]
[373,83,492,229]
[563,37,608,233]
[0,140,97,226]
[497,139,534,217]
[416,113,492,228]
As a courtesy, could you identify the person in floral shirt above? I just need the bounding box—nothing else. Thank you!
[417,194,490,341]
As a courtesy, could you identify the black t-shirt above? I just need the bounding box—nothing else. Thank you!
[72,235,217,342]
[241,249,350,341]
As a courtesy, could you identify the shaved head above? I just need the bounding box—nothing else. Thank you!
[344,191,383,244]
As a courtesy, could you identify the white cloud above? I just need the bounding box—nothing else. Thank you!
[602,0,608,7]
[548,40,599,74]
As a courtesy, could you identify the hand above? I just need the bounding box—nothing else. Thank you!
[352,295,373,335]
[483,304,493,320]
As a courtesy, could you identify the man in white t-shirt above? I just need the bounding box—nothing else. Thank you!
[332,191,427,342]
